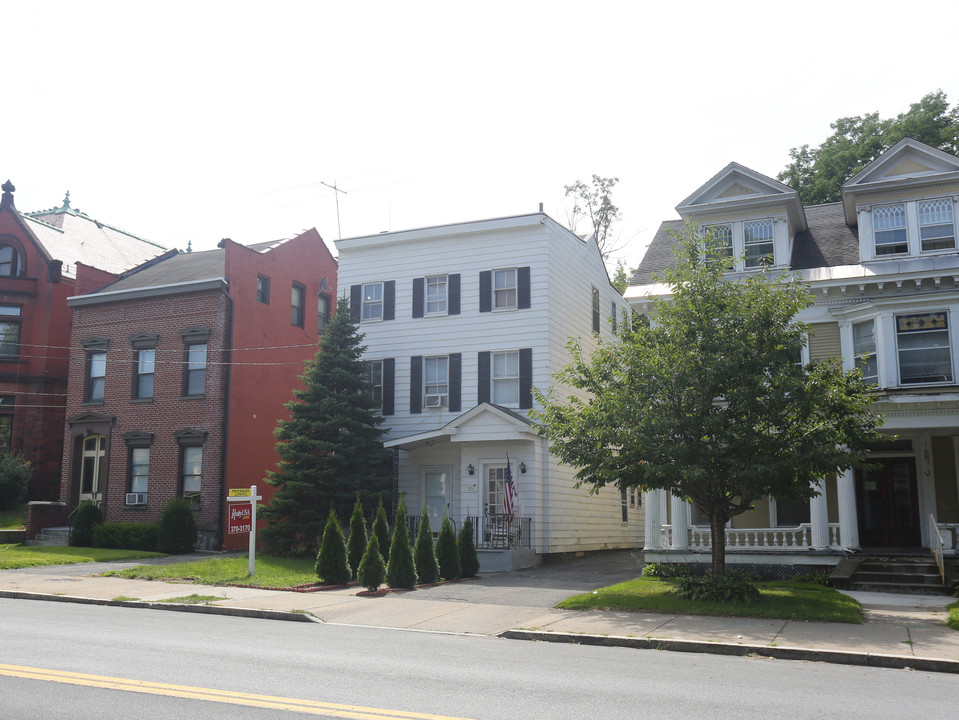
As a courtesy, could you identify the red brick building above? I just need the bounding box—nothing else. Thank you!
[61,231,337,549]
[0,182,164,500]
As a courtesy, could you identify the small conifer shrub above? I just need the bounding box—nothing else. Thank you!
[435,516,461,581]
[458,516,480,578]
[346,495,368,580]
[371,497,391,564]
[413,507,439,584]
[316,508,351,585]
[157,498,198,554]
[385,499,417,589]
[357,534,386,592]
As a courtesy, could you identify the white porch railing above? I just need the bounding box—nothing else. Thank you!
[930,515,946,584]
[659,523,842,551]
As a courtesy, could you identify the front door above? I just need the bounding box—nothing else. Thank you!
[78,434,107,505]
[855,457,921,547]
[422,467,450,528]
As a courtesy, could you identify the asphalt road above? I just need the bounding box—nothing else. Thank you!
[3,598,957,719]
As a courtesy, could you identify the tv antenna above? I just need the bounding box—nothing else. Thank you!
[320,180,347,239]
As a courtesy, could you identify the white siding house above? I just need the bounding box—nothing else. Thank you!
[336,212,642,570]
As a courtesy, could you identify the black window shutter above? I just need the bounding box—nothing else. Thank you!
[611,301,618,333]
[350,284,361,323]
[412,278,424,318]
[479,271,492,313]
[449,353,462,412]
[382,358,395,416]
[477,351,491,404]
[518,266,531,309]
[410,356,422,414]
[519,348,533,409]
[383,280,396,321]
[448,274,461,315]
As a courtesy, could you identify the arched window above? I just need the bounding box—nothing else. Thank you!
[0,245,21,276]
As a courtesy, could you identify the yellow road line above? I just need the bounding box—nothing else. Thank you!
[0,663,474,720]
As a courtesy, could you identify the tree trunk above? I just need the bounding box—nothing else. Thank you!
[710,513,726,579]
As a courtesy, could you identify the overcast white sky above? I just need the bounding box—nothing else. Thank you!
[4,1,958,273]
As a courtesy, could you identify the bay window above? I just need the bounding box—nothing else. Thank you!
[896,312,952,384]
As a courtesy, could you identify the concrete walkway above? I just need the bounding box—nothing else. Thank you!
[2,551,958,673]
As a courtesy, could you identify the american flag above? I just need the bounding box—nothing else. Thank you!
[504,457,516,515]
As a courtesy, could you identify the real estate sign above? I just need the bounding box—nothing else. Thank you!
[228,503,253,535]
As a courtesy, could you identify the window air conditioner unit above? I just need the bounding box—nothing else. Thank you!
[125,492,147,505]
[424,394,446,408]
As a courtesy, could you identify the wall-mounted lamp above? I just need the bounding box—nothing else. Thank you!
[519,462,527,474]
[467,464,475,476]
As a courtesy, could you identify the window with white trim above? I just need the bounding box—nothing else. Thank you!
[705,223,733,262]
[130,447,149,494]
[493,269,517,310]
[853,320,878,386]
[868,198,957,258]
[896,312,952,384]
[426,275,448,315]
[362,282,383,321]
[424,356,448,408]
[181,446,203,505]
[370,359,383,409]
[491,351,519,406]
[873,204,908,255]
[704,219,777,270]
[919,199,956,252]
[743,219,774,268]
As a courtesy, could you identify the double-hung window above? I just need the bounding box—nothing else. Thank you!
[317,294,331,333]
[896,312,952,384]
[491,351,519,406]
[424,356,449,408]
[0,245,21,276]
[291,282,305,327]
[493,269,517,310]
[873,204,908,256]
[918,199,956,252]
[705,223,733,262]
[362,282,383,321]
[853,320,878,386]
[591,288,600,333]
[369,359,383,409]
[82,337,109,403]
[184,343,206,396]
[0,305,22,359]
[134,349,156,399]
[130,448,149,495]
[182,446,202,504]
[743,219,774,268]
[257,275,270,304]
[426,275,448,315]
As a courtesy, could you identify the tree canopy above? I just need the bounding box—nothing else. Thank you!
[778,91,959,206]
[533,223,884,577]
[564,175,622,260]
[260,299,393,556]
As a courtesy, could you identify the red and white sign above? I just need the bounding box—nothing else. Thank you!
[228,503,253,535]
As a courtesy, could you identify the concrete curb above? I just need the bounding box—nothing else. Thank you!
[0,590,318,624]
[498,629,959,675]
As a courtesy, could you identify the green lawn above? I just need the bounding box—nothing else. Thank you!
[557,577,863,624]
[0,505,27,530]
[947,602,959,631]
[0,544,165,569]
[104,555,320,587]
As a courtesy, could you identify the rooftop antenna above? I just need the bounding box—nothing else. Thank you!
[320,181,347,239]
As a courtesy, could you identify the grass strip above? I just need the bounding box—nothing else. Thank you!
[104,555,319,587]
[0,544,164,569]
[947,602,959,631]
[557,577,862,624]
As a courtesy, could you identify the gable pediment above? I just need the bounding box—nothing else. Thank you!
[844,137,959,188]
[677,162,796,212]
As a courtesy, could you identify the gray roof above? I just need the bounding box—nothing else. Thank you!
[630,203,861,286]
[99,248,226,293]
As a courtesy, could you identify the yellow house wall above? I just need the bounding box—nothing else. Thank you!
[809,322,841,361]
[933,436,959,523]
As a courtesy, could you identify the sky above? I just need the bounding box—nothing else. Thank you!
[3,1,958,274]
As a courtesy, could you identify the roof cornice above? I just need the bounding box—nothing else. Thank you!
[67,278,227,307]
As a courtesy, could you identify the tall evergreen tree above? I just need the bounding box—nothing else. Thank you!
[261,299,392,556]
[413,506,439,584]
[371,496,391,564]
[347,495,368,579]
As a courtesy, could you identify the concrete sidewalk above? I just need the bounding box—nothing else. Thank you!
[2,553,958,673]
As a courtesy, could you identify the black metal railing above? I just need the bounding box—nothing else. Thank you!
[466,514,531,549]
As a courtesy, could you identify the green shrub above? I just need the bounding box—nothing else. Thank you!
[157,498,198,554]
[346,496,368,580]
[435,517,460,581]
[70,501,104,547]
[791,570,831,586]
[385,500,416,589]
[458,516,479,578]
[315,508,351,585]
[642,562,690,578]
[92,522,160,551]
[0,451,30,511]
[371,497,391,564]
[676,573,760,603]
[413,507,439,584]
[357,534,386,592]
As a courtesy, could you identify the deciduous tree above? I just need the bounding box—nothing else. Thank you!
[565,175,622,260]
[534,222,884,578]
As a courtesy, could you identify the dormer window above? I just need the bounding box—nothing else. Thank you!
[704,218,777,270]
[866,198,957,259]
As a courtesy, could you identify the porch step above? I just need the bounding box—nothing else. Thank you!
[25,526,71,547]
[842,557,951,596]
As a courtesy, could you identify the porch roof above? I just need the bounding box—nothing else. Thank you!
[384,403,538,451]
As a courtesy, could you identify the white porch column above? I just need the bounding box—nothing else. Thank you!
[670,494,689,550]
[643,489,662,549]
[809,478,829,550]
[837,468,860,550]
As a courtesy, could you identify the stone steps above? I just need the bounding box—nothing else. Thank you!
[26,526,71,547]
[843,557,951,596]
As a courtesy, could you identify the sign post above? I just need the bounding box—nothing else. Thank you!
[227,486,262,575]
